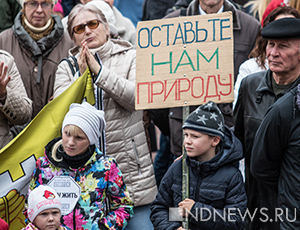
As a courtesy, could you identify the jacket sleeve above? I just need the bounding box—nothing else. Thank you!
[53,59,76,99]
[95,50,136,112]
[0,53,32,124]
[251,102,285,192]
[99,158,134,229]
[150,162,182,230]
[233,77,246,148]
[189,171,246,229]
[233,60,255,110]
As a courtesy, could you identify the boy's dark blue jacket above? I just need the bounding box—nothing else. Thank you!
[150,127,247,230]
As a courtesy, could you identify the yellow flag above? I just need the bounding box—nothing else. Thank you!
[0,68,95,229]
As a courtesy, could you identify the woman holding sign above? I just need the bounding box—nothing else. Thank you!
[27,102,133,229]
[53,4,157,230]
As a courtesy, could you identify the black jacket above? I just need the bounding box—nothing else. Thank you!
[234,70,300,230]
[142,0,177,20]
[150,127,246,230]
[251,86,300,229]
[234,70,300,168]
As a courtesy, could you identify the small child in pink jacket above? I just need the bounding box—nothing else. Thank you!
[22,185,67,230]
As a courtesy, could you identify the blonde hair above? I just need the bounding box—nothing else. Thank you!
[51,125,84,161]
[63,124,83,136]
[51,139,63,162]
[244,0,272,22]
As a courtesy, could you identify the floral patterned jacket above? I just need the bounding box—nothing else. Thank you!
[28,138,133,230]
[22,223,68,230]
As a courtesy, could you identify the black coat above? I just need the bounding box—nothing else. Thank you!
[150,127,246,230]
[251,86,300,229]
[142,0,177,20]
[233,70,300,229]
[234,69,300,166]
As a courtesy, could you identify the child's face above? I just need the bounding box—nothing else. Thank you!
[33,208,61,230]
[183,129,220,162]
[62,125,90,156]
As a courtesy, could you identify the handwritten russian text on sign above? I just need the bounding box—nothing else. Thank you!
[135,12,233,110]
[48,176,81,215]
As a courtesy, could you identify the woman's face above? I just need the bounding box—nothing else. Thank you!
[24,0,53,27]
[72,11,109,49]
[62,125,90,156]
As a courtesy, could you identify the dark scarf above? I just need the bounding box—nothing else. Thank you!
[13,12,64,83]
[46,137,96,169]
[58,145,95,169]
[13,12,64,57]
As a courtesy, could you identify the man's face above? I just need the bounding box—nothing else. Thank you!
[266,38,300,75]
[199,0,224,13]
[24,0,53,27]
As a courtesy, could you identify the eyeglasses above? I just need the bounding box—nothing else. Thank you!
[25,1,53,9]
[72,19,101,34]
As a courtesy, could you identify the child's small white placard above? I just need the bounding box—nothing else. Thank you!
[47,176,81,215]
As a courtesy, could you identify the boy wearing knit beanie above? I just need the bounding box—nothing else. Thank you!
[150,101,247,229]
[22,185,67,230]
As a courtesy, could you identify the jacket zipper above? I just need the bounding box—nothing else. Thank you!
[131,139,141,175]
[73,170,79,230]
[195,167,201,202]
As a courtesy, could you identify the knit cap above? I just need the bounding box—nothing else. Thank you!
[62,102,106,145]
[27,185,61,222]
[18,0,58,7]
[182,101,225,138]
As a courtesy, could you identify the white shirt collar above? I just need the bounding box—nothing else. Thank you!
[199,4,224,15]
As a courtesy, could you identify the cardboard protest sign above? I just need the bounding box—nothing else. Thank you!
[135,12,234,110]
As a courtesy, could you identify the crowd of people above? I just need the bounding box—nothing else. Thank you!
[1,0,300,229]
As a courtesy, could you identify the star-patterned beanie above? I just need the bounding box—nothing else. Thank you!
[182,101,225,138]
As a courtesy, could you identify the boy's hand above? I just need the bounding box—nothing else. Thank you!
[177,227,191,230]
[178,198,195,217]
